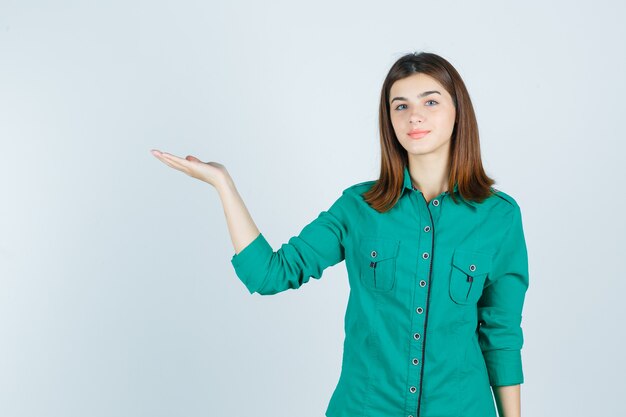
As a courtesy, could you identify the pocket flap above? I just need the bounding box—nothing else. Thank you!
[452,249,492,276]
[360,237,400,262]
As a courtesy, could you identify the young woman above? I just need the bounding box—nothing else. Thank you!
[151,51,529,417]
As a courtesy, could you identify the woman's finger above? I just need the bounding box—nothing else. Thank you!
[151,149,218,184]
[158,151,184,164]
[157,152,192,173]
[158,155,186,172]
[165,153,205,169]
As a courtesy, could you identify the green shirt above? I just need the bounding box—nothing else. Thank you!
[230,165,529,417]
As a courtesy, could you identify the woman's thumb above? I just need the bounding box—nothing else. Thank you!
[186,155,201,162]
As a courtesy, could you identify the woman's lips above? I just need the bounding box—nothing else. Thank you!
[408,130,430,139]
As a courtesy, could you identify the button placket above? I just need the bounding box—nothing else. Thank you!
[408,184,435,416]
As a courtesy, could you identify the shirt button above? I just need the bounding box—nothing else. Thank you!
[469,264,476,272]
[412,358,419,365]
[422,252,429,259]
[413,332,421,340]
[410,386,417,393]
[432,199,439,206]
[419,280,427,287]
[371,250,377,258]
[416,307,423,314]
[423,225,431,232]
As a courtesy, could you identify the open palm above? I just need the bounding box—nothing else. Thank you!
[150,149,228,188]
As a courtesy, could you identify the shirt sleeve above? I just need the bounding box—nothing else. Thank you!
[229,190,349,295]
[477,203,529,386]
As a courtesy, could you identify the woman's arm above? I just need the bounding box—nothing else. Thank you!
[493,384,520,417]
[150,150,260,254]
[216,173,261,255]
[151,149,348,295]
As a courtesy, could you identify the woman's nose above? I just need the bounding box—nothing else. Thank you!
[410,110,425,124]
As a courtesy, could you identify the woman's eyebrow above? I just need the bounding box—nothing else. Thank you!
[390,90,441,103]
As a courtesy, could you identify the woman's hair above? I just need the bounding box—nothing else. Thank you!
[362,51,496,213]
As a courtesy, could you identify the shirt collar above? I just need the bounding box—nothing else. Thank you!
[402,165,476,208]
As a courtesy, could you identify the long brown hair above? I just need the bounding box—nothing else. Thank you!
[362,51,496,213]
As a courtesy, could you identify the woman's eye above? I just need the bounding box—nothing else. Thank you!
[395,101,437,110]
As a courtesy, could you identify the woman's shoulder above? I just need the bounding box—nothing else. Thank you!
[488,186,520,209]
[345,180,377,193]
[483,187,524,223]
[327,180,376,209]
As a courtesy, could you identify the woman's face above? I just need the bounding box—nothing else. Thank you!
[389,73,456,159]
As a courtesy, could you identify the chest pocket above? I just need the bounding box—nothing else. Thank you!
[449,249,492,304]
[359,237,400,292]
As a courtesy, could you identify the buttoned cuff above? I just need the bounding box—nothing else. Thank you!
[482,349,524,386]
[230,233,274,294]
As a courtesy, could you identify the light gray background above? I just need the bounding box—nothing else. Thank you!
[1,1,624,416]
